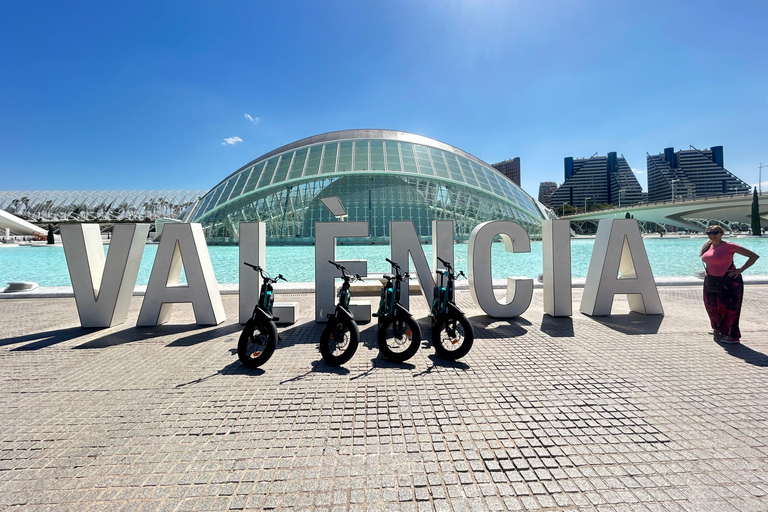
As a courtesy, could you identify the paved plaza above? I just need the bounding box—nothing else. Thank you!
[1,286,767,511]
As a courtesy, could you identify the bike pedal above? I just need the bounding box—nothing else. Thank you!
[451,339,459,345]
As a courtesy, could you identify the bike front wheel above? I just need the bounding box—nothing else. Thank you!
[320,318,359,366]
[432,313,473,360]
[238,319,277,368]
[378,315,421,362]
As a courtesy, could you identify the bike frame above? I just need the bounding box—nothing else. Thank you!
[431,258,465,320]
[329,261,360,324]
[376,259,411,322]
[244,263,285,323]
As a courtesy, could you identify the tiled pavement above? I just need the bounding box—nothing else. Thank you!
[1,286,767,511]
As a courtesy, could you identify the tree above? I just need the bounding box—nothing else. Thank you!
[751,187,762,236]
[47,224,55,245]
[625,212,631,219]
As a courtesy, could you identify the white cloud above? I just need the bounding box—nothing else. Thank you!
[244,114,260,125]
[632,168,646,174]
[222,136,243,146]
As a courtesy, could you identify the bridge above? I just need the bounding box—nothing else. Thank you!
[562,191,767,233]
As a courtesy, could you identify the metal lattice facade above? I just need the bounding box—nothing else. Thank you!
[186,130,547,244]
[0,190,205,223]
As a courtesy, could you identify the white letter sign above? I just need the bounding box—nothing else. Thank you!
[542,219,572,317]
[137,223,226,326]
[61,223,149,328]
[580,219,664,316]
[468,221,533,318]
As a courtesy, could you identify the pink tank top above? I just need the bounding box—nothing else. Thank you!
[701,241,740,277]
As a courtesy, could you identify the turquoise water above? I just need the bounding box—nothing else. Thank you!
[1,237,767,287]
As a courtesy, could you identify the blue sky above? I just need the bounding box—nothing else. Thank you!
[1,0,767,198]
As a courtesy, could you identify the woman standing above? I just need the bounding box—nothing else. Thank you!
[700,225,760,343]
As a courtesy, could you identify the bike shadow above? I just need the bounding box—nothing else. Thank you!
[5,327,89,351]
[175,360,265,387]
[413,354,470,377]
[351,356,416,380]
[280,359,351,384]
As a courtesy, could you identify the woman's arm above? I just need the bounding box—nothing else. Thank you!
[728,246,760,276]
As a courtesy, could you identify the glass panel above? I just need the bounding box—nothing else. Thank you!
[471,161,490,188]
[219,175,238,205]
[204,185,225,214]
[288,148,308,180]
[230,167,251,199]
[338,141,353,172]
[384,141,401,171]
[354,140,369,171]
[456,156,477,186]
[272,153,293,184]
[258,157,279,188]
[243,161,266,194]
[413,145,434,176]
[400,143,418,174]
[304,144,322,176]
[444,153,464,183]
[320,143,338,174]
[428,148,449,179]
[370,140,385,170]
[195,193,214,219]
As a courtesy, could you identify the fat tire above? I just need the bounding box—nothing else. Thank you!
[320,318,359,366]
[238,319,277,368]
[378,315,421,362]
[432,313,474,360]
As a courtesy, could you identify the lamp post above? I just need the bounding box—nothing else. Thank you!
[760,162,766,195]
[584,197,591,213]
[618,189,625,208]
[671,179,679,203]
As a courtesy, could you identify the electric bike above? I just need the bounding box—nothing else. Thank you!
[430,256,474,360]
[374,258,421,362]
[320,260,363,366]
[238,263,286,368]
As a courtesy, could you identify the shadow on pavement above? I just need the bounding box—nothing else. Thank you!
[539,315,575,338]
[469,315,530,338]
[167,323,242,347]
[73,323,203,349]
[719,342,768,366]
[413,354,470,377]
[5,327,87,351]
[280,360,351,384]
[586,312,664,335]
[176,361,265,387]
[350,357,416,380]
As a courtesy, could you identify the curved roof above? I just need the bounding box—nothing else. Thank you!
[189,129,543,223]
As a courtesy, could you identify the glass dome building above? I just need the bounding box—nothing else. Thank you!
[185,130,547,244]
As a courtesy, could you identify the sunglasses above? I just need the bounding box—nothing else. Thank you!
[706,231,721,235]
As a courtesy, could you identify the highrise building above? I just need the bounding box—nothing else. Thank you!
[549,152,643,210]
[492,157,521,186]
[646,146,750,202]
[538,181,557,208]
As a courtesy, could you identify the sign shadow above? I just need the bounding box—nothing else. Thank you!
[585,312,664,335]
[539,315,575,338]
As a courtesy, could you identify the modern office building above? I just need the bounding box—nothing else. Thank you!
[185,130,547,244]
[538,181,558,208]
[646,146,750,202]
[549,152,643,210]
[491,157,521,186]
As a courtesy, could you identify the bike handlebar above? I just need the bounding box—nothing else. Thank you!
[243,262,288,283]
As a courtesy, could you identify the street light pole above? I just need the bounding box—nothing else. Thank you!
[618,189,624,208]
[584,197,591,213]
[759,162,767,194]
[671,179,679,203]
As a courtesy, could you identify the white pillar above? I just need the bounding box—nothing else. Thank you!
[239,222,266,324]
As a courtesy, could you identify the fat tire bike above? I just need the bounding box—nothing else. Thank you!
[430,256,474,360]
[238,263,286,368]
[320,260,363,366]
[373,258,422,362]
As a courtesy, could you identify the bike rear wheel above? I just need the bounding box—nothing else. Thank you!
[378,316,421,362]
[238,319,277,368]
[432,313,473,360]
[320,318,359,366]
